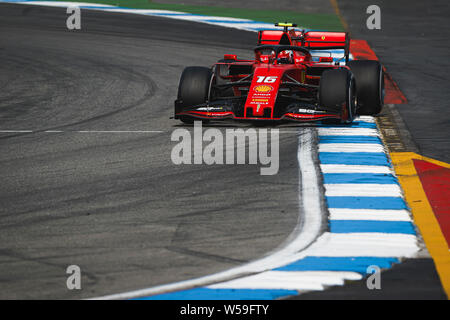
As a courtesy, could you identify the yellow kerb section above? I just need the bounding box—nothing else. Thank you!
[391,152,450,299]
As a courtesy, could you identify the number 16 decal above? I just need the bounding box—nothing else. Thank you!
[256,76,278,83]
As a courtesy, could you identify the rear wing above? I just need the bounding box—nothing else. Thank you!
[293,31,350,64]
[257,24,350,64]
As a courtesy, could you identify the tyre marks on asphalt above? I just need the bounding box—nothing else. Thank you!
[94,127,326,299]
[119,117,420,299]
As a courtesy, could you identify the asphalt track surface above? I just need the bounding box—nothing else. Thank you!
[157,0,335,14]
[338,0,450,163]
[0,4,308,299]
[0,2,447,300]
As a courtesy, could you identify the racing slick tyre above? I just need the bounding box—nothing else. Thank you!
[177,66,212,124]
[347,60,384,115]
[319,69,356,123]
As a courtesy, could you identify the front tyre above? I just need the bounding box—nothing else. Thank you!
[176,66,212,124]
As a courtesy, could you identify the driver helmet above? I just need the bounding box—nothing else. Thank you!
[278,50,294,64]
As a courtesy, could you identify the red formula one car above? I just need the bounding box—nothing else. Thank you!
[174,23,384,124]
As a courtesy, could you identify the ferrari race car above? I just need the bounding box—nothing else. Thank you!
[174,23,384,124]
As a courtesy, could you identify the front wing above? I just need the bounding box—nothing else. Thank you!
[174,99,344,122]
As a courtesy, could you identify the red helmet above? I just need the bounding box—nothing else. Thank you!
[256,49,276,63]
[277,50,294,64]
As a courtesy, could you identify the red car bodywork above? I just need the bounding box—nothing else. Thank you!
[175,27,352,123]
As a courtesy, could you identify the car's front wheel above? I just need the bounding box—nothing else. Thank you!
[176,66,212,124]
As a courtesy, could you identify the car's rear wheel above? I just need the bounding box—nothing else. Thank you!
[347,60,384,115]
[177,66,212,124]
[319,68,356,123]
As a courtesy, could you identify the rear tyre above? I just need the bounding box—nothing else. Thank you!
[319,69,356,123]
[347,60,384,115]
[177,66,212,124]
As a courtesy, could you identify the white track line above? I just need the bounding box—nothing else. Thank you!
[91,127,324,299]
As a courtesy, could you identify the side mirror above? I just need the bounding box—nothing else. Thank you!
[223,54,237,61]
[259,55,271,63]
[319,57,333,63]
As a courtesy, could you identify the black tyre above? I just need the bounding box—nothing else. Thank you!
[177,66,212,124]
[319,69,356,123]
[347,60,384,115]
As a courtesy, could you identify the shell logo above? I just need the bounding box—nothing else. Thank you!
[254,85,273,93]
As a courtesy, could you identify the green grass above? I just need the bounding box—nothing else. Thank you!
[52,0,344,31]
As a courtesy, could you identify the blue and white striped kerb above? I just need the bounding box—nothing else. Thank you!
[137,116,419,300]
